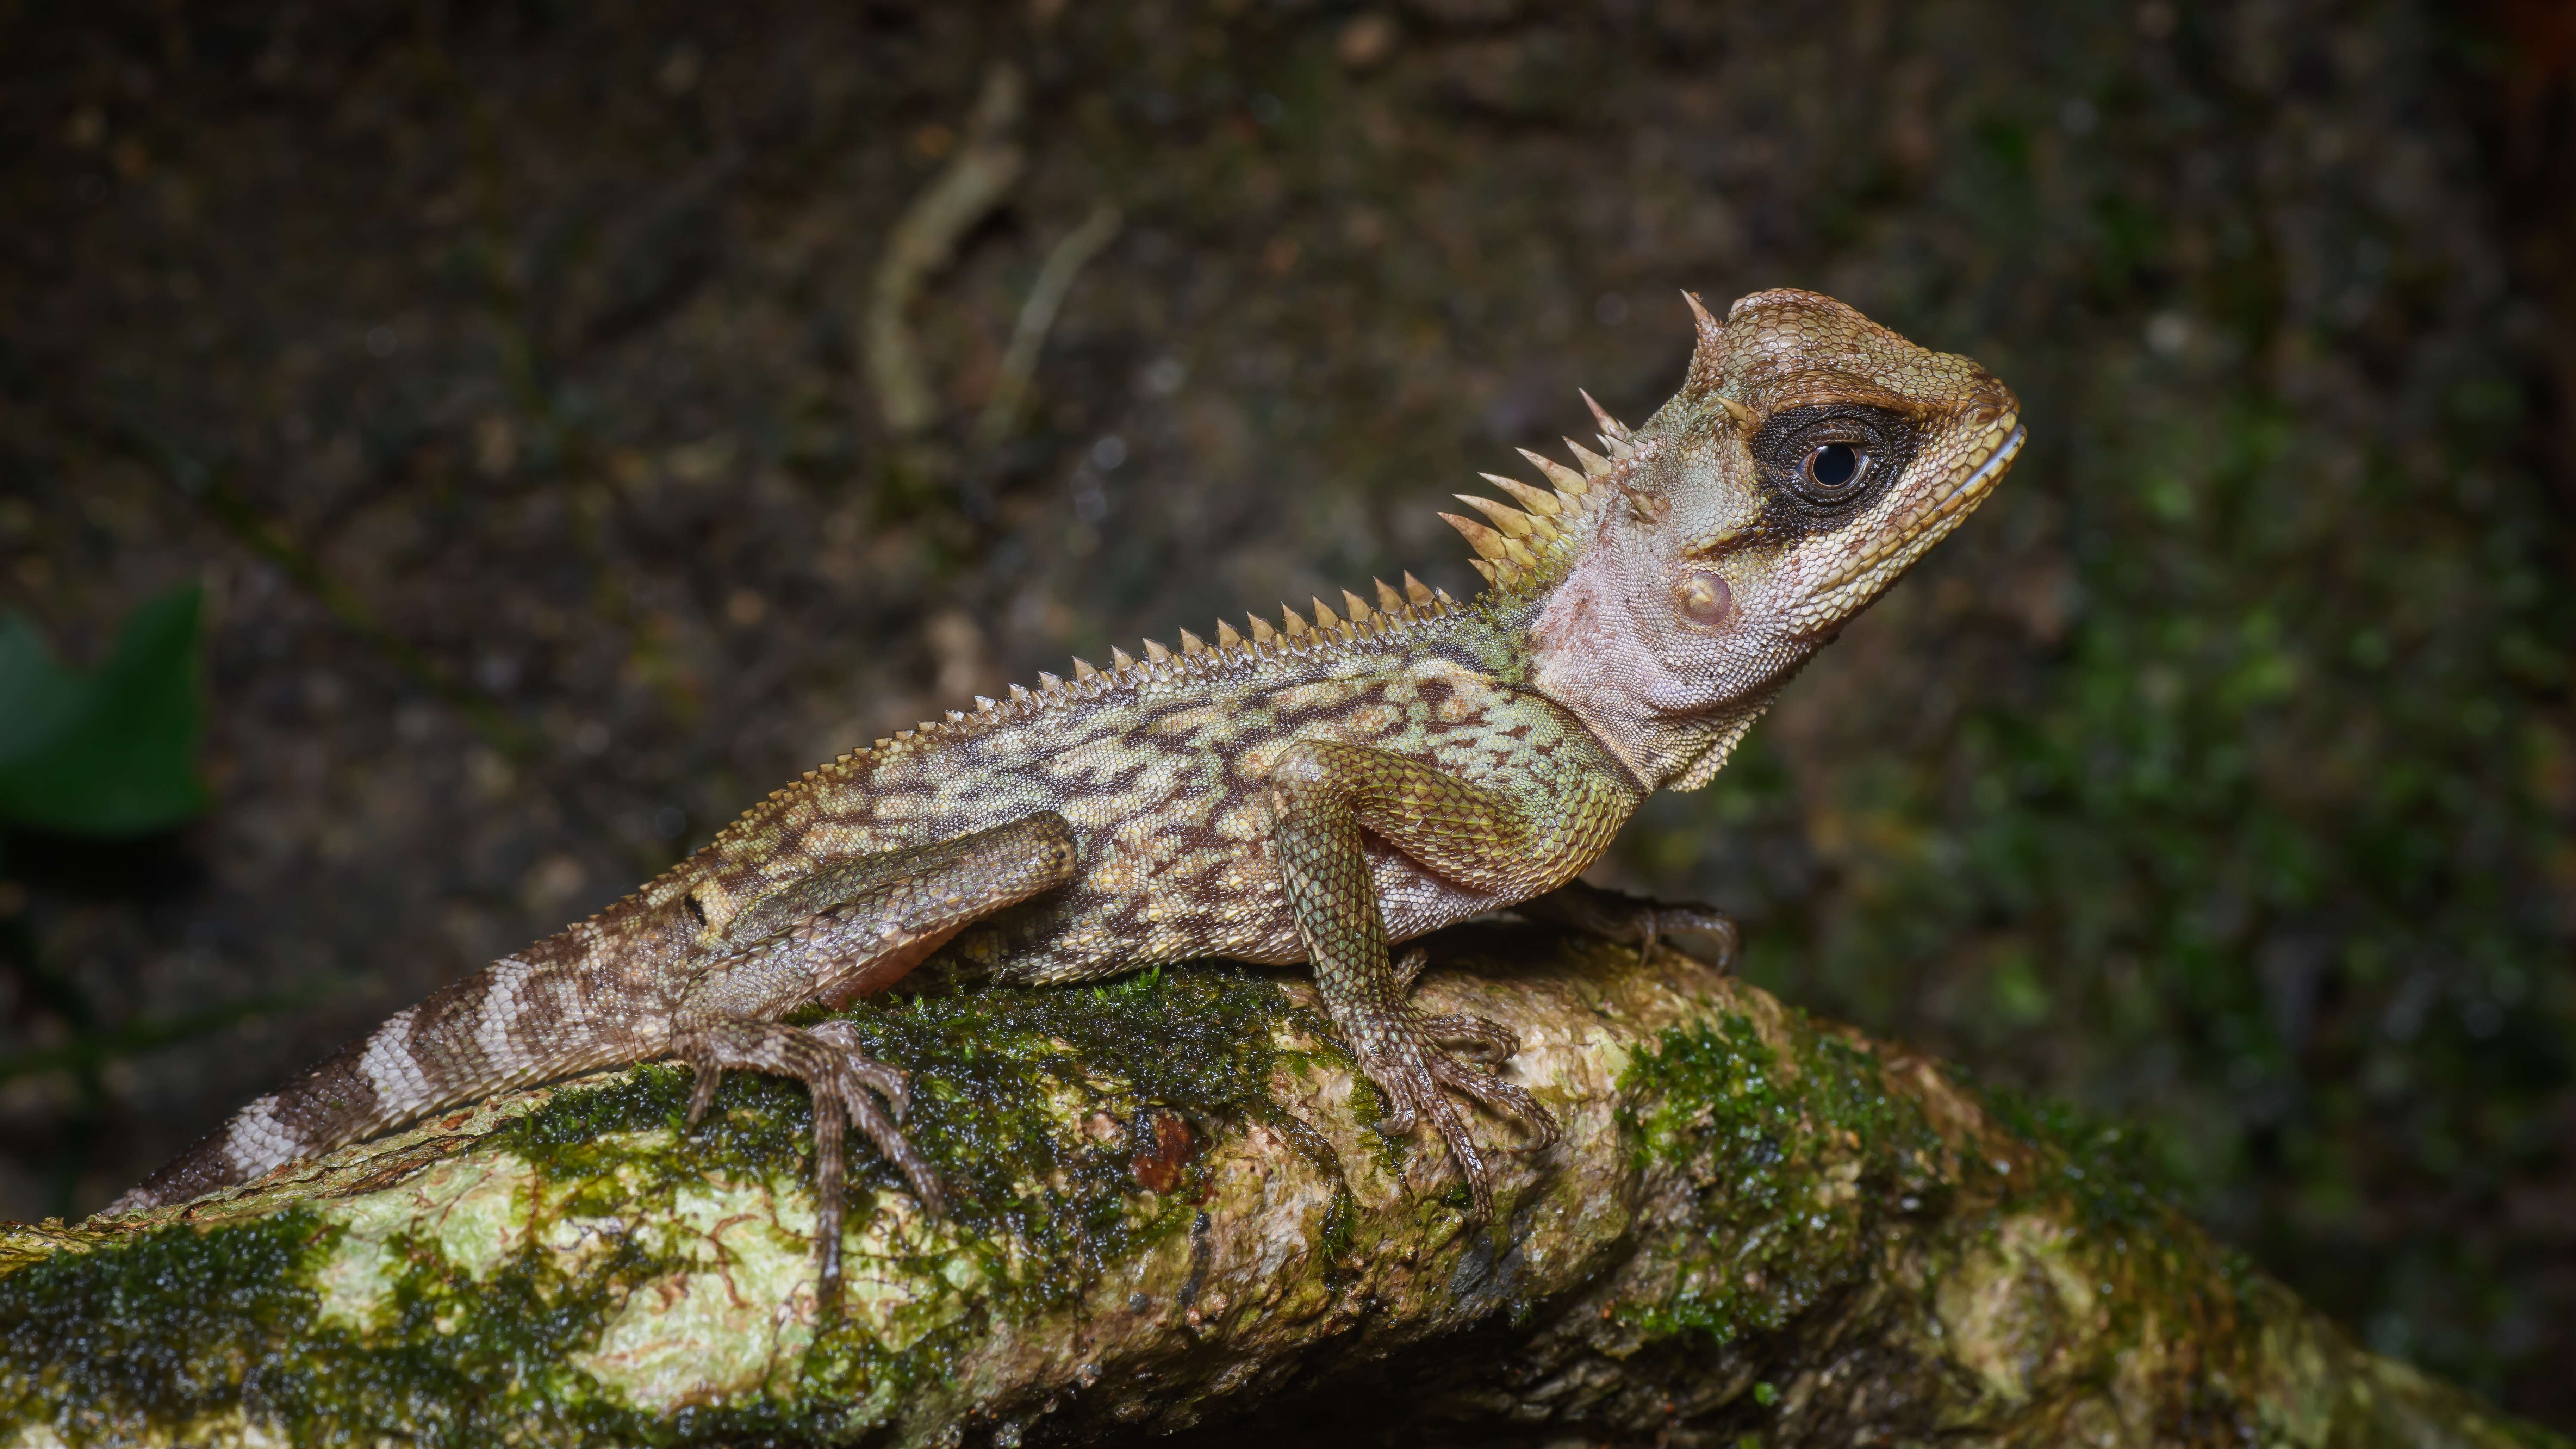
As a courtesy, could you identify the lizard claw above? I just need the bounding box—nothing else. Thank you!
[684,1064,724,1128]
[1419,1012,1519,1063]
[1427,1044,1558,1154]
[1356,1009,1558,1220]
[676,1015,946,1314]
[1519,881,1741,974]
[810,1019,914,1122]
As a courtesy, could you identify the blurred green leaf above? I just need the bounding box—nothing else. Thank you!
[0,587,209,837]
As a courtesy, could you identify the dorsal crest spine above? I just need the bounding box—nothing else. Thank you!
[821,393,1627,772]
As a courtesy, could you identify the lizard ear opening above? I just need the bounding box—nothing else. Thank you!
[1674,572,1734,630]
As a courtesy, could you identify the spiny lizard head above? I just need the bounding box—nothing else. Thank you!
[1462,288,2023,789]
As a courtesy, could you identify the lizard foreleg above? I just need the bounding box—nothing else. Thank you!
[1515,878,1741,971]
[1267,740,1614,1218]
[672,812,1079,1306]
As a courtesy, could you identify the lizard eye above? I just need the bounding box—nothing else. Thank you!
[1753,404,1914,517]
[1798,442,1870,500]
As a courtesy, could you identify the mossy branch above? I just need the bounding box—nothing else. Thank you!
[1,931,2556,1448]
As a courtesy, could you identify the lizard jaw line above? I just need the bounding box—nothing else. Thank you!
[1824,419,2023,590]
[1921,422,2022,529]
[1955,422,2026,507]
[1786,421,2025,637]
[1904,420,2024,547]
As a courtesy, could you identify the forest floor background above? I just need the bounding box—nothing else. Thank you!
[1,0,2571,1428]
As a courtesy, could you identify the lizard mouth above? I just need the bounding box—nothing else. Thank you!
[1907,418,2024,541]
[1780,417,2026,642]
[1950,422,2025,510]
[1811,417,2024,597]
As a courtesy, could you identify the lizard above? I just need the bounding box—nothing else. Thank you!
[109,288,2024,1307]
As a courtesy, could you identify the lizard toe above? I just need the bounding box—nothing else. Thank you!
[831,1066,948,1219]
[1411,1076,1496,1220]
[1355,1027,1550,1218]
[1367,1063,1425,1138]
[1519,882,1742,974]
[1426,1048,1561,1152]
[683,1062,725,1128]
[1419,1010,1519,1063]
[810,1020,914,1121]
[801,1030,945,1217]
[1642,906,1740,973]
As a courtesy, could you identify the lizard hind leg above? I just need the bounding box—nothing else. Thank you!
[675,1015,945,1308]
[672,811,1078,1307]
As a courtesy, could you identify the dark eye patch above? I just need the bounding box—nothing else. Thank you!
[1747,404,1922,530]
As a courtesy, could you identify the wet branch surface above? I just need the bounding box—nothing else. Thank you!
[1,928,2552,1449]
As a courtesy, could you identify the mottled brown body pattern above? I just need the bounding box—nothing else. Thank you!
[115,290,2025,1309]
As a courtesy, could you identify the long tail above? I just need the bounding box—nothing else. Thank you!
[107,948,639,1213]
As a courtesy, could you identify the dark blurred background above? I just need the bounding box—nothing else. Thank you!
[2,0,2571,1427]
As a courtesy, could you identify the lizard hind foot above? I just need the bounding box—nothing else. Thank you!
[1424,1033,1559,1154]
[794,1021,946,1218]
[808,1020,916,1122]
[1634,903,1741,973]
[1386,951,1524,1062]
[676,1016,949,1308]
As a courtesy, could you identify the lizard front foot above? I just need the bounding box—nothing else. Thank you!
[1344,976,1559,1220]
[1519,879,1741,972]
[677,1016,948,1310]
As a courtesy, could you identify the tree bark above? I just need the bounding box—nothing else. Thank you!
[0,928,2556,1449]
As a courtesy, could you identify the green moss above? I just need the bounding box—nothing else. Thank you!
[1930,1069,2262,1394]
[0,1190,733,1445]
[1240,1096,1362,1277]
[286,1231,668,1445]
[0,966,1340,1447]
[0,1211,676,1447]
[1320,1037,1413,1185]
[505,963,1325,1314]
[1975,1079,2178,1235]
[1614,1010,1942,1347]
[0,1211,331,1442]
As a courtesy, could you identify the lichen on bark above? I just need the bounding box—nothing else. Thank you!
[0,929,2557,1449]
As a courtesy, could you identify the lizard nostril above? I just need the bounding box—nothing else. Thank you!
[1675,572,1734,629]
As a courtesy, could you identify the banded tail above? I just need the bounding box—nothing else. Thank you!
[109,948,646,1212]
